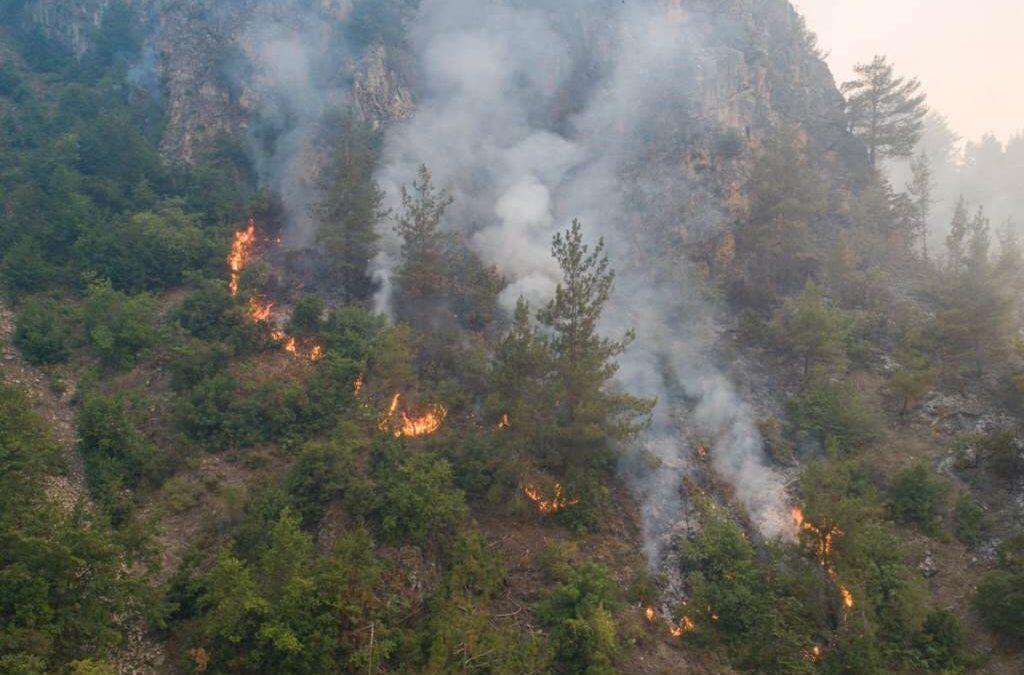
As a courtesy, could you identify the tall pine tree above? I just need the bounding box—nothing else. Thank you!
[842,55,927,169]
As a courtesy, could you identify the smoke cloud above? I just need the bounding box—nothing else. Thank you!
[373,0,791,567]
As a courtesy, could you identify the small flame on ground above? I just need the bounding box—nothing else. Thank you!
[497,413,510,430]
[353,374,364,396]
[522,482,579,514]
[645,606,656,623]
[668,616,694,638]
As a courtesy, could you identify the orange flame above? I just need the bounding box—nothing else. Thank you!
[228,220,257,296]
[645,606,656,623]
[249,297,273,323]
[793,506,854,609]
[522,482,579,514]
[497,413,510,430]
[668,616,694,638]
[378,394,447,437]
[353,374,364,396]
[396,405,447,438]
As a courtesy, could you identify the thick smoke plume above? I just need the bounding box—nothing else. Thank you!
[373,0,791,566]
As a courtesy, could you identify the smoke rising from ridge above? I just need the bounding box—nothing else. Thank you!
[373,0,791,565]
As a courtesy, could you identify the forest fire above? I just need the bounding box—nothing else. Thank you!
[522,482,579,514]
[497,413,510,430]
[668,616,694,638]
[228,220,256,297]
[378,394,447,438]
[353,374,364,396]
[227,220,323,362]
[792,507,855,610]
[645,606,656,623]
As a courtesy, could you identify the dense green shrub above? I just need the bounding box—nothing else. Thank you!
[975,570,1024,641]
[888,463,946,534]
[286,431,376,528]
[14,297,71,365]
[77,391,164,520]
[953,492,988,547]
[82,280,157,368]
[787,377,882,453]
[1,383,143,670]
[537,563,619,675]
[372,443,467,545]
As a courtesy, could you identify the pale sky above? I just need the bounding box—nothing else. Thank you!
[792,0,1024,144]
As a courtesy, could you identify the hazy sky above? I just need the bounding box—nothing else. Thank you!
[792,0,1024,144]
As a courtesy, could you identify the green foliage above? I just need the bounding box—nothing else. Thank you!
[888,317,939,415]
[287,293,325,337]
[316,113,386,301]
[887,463,946,534]
[77,205,215,291]
[537,220,654,473]
[952,492,988,547]
[679,504,816,673]
[14,297,71,365]
[82,280,157,368]
[733,129,826,304]
[286,430,375,528]
[77,390,165,521]
[182,511,392,673]
[372,444,467,545]
[777,281,848,379]
[787,376,882,453]
[978,428,1023,481]
[175,279,260,348]
[975,570,1024,641]
[0,383,143,670]
[841,55,927,168]
[537,563,619,675]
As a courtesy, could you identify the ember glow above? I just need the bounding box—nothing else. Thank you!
[353,374,364,396]
[793,506,855,610]
[497,413,510,430]
[522,482,579,514]
[228,220,256,297]
[645,606,656,623]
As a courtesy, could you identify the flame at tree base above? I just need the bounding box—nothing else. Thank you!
[792,506,855,610]
[522,482,579,514]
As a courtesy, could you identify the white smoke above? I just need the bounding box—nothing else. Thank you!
[373,0,791,563]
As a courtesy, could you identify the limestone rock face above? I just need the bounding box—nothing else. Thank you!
[14,0,860,240]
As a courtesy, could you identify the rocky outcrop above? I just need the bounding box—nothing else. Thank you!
[352,43,414,129]
[19,0,113,58]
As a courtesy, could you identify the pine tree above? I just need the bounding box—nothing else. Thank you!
[907,152,933,262]
[537,220,653,470]
[393,164,454,324]
[945,197,969,273]
[317,113,387,301]
[842,55,927,169]
[488,297,554,438]
[779,281,848,380]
